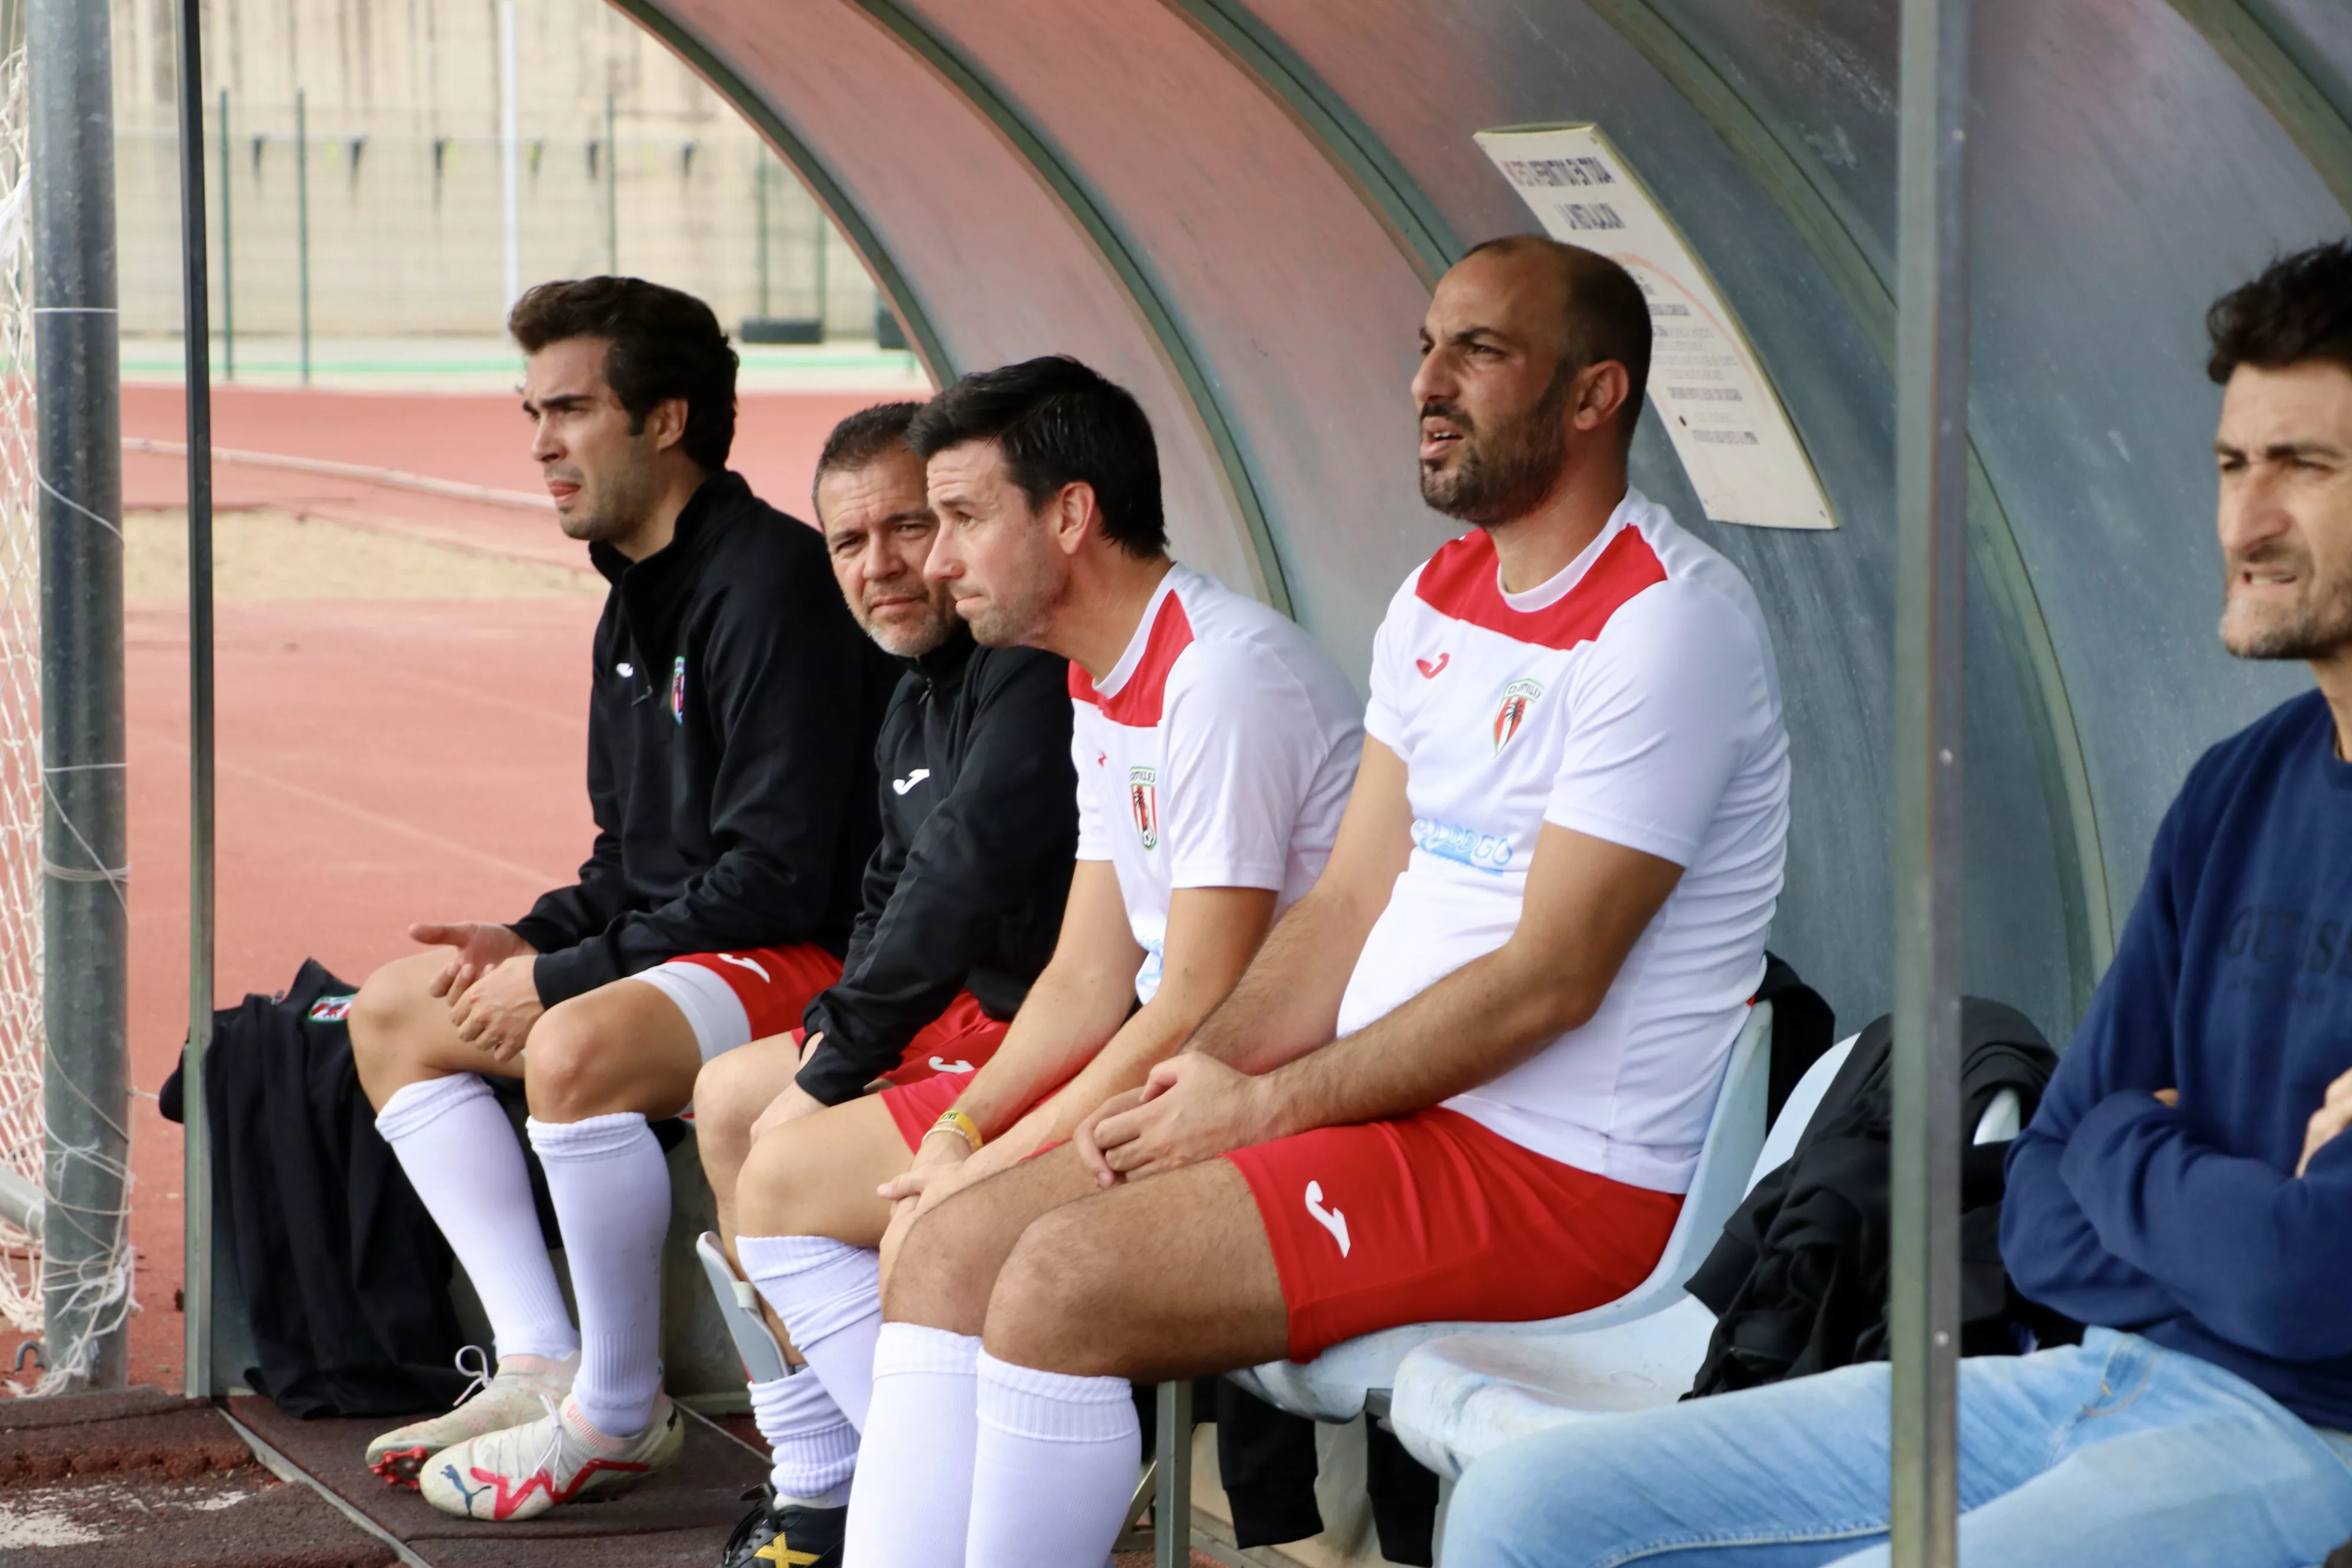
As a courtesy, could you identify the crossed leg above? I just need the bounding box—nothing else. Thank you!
[350,946,704,1119]
[352,946,705,1438]
[713,1088,939,1481]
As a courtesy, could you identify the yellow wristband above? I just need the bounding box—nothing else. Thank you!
[932,1108,983,1154]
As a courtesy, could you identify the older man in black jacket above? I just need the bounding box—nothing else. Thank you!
[685,401,1078,1563]
[349,277,898,1513]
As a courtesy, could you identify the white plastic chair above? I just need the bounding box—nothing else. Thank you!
[1225,999,1779,1426]
[1389,1040,2023,1479]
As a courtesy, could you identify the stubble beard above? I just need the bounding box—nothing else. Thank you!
[1419,365,1574,528]
[958,571,1058,649]
[555,440,662,547]
[2220,545,2352,662]
[863,587,961,659]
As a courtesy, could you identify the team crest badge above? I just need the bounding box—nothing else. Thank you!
[308,994,355,1023]
[1129,765,1160,851]
[670,655,687,724]
[1492,678,1544,754]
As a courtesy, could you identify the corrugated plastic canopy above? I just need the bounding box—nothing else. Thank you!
[622,0,2351,1046]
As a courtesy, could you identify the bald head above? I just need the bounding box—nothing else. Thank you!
[1456,236,1652,451]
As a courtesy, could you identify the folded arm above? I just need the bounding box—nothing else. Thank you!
[2059,1093,2352,1360]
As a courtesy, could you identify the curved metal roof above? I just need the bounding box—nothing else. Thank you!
[624,0,2350,1045]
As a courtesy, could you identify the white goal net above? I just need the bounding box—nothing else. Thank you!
[0,27,46,1345]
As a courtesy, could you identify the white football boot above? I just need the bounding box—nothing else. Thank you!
[419,1391,685,1521]
[364,1347,579,1489]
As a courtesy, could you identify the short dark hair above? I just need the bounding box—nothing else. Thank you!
[812,401,926,515]
[1464,235,1653,447]
[2206,240,2352,385]
[508,276,739,471]
[907,356,1166,556]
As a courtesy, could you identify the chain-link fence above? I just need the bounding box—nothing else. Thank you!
[0,25,47,1347]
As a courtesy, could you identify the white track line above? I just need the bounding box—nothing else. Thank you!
[123,437,553,514]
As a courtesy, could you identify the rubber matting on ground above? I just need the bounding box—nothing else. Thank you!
[229,1393,770,1566]
[1,1387,394,1566]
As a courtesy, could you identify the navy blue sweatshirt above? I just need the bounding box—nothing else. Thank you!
[2003,689,2352,1429]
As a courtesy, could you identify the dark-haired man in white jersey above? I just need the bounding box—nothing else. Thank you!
[711,355,1363,1568]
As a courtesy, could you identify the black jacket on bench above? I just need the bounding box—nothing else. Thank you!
[509,470,900,1006]
[795,631,1077,1105]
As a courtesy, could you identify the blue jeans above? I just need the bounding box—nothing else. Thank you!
[1442,1329,2352,1568]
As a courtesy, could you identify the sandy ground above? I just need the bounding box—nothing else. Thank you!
[124,508,603,603]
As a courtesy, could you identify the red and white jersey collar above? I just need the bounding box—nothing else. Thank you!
[1413,489,1668,651]
[1069,566,1195,728]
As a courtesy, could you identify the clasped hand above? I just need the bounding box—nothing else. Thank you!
[1074,1054,1276,1189]
[413,920,541,1062]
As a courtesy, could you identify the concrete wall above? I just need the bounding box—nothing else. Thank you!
[108,0,881,341]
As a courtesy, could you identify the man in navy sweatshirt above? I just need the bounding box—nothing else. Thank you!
[1440,240,2352,1568]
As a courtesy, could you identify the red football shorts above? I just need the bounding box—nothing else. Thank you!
[875,991,1013,1089]
[1224,1107,1683,1363]
[657,943,844,1044]
[882,1072,968,1151]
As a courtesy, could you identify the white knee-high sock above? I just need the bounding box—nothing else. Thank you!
[739,1233,883,1430]
[376,1076,578,1362]
[965,1352,1140,1568]
[842,1323,981,1568]
[749,1370,857,1504]
[527,1113,671,1437]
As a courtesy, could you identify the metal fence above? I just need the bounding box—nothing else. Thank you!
[114,93,880,358]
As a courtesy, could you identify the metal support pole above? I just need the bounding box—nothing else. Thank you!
[1890,0,1971,1563]
[28,0,130,1394]
[754,156,769,318]
[603,92,617,275]
[174,0,217,1403]
[294,89,309,387]
[499,0,519,307]
[217,87,231,381]
[1154,1380,1192,1568]
[813,218,828,341]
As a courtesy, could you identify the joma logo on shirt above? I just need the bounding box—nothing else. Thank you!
[1129,765,1159,851]
[1492,678,1544,754]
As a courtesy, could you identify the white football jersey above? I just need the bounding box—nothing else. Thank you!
[1072,564,1363,1004]
[1337,489,1789,1192]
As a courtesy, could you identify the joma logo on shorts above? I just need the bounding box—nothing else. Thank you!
[1304,1181,1351,1257]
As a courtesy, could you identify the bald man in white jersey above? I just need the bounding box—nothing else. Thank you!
[841,236,1792,1568]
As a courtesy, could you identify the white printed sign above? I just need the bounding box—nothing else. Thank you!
[1475,125,1836,531]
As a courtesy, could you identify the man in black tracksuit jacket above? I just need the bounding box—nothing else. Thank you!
[507,465,900,1002]
[790,624,1075,1103]
[352,280,903,1502]
[692,400,1076,1246]
[689,398,1078,1564]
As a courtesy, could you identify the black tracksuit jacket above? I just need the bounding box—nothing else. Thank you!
[795,631,1078,1104]
[509,471,900,1005]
